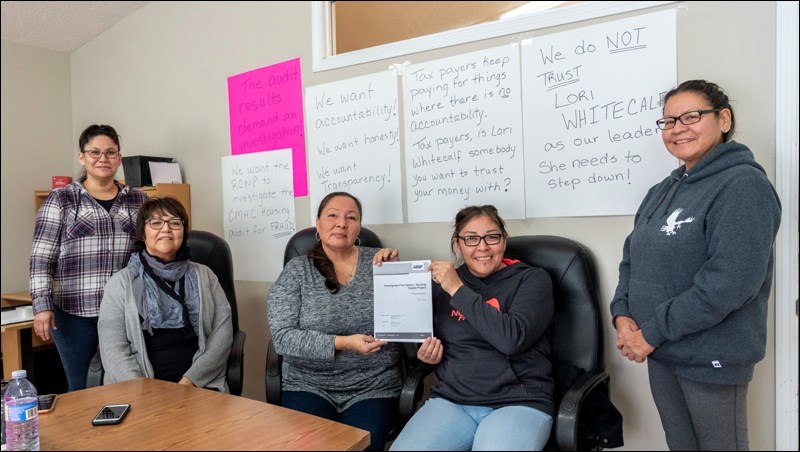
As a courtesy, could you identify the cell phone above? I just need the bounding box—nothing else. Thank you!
[91,403,131,426]
[37,393,58,413]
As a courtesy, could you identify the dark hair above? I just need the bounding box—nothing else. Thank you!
[450,205,508,258]
[135,196,189,255]
[308,192,363,294]
[79,124,121,151]
[663,80,735,142]
[77,124,122,181]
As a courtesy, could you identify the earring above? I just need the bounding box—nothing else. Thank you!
[355,237,362,247]
[315,231,320,241]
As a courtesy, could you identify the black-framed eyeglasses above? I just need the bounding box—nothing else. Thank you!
[457,233,503,247]
[655,109,722,130]
[146,218,184,230]
[81,149,120,159]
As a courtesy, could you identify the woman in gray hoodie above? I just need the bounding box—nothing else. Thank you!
[610,80,781,451]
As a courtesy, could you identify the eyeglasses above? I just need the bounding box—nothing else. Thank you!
[655,109,722,130]
[457,233,503,247]
[82,149,120,159]
[146,218,184,230]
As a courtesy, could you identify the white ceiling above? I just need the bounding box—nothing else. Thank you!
[1,1,150,53]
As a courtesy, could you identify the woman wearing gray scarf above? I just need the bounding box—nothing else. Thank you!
[98,197,233,391]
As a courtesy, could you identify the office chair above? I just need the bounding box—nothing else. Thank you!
[87,230,247,396]
[504,235,621,450]
[265,226,428,438]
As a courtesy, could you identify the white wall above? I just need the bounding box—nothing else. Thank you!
[1,2,784,450]
[1,41,73,293]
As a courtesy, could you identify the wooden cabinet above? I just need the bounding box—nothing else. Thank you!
[141,184,192,228]
[35,183,191,227]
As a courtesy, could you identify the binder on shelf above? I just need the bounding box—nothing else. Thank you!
[122,156,174,187]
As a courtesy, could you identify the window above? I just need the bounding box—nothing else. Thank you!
[312,1,676,72]
[332,1,539,54]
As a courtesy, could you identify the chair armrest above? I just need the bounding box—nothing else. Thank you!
[86,349,105,388]
[398,360,433,424]
[226,330,246,396]
[556,368,609,451]
[266,339,283,405]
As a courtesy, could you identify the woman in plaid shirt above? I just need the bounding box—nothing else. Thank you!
[29,124,148,391]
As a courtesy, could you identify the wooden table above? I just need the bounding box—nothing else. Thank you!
[38,378,370,450]
[1,292,36,379]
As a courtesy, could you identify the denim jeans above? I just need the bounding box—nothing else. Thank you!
[389,397,553,451]
[51,307,98,391]
[282,391,399,451]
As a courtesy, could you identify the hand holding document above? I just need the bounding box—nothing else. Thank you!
[373,260,433,342]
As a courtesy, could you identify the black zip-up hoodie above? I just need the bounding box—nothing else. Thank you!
[430,260,555,417]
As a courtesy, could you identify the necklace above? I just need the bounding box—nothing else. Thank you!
[334,251,358,278]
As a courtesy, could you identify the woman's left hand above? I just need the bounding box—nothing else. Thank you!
[618,329,654,363]
[373,248,399,266]
[417,336,443,365]
[429,260,462,296]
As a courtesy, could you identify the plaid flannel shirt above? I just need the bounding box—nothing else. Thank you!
[29,181,149,317]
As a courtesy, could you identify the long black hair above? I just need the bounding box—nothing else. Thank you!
[308,192,363,293]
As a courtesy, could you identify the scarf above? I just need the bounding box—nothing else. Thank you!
[129,249,200,336]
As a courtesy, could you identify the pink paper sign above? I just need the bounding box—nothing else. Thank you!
[228,58,307,196]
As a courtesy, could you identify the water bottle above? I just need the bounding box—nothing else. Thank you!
[1,379,8,447]
[4,370,40,451]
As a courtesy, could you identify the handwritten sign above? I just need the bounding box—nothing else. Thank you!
[521,9,678,217]
[403,44,525,223]
[227,58,308,196]
[305,71,403,224]
[221,150,296,282]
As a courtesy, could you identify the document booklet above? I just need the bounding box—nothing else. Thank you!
[373,260,433,343]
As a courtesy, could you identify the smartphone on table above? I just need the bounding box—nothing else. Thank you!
[37,394,58,413]
[91,404,131,426]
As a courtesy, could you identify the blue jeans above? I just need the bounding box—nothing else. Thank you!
[51,307,98,391]
[282,391,398,451]
[389,397,553,451]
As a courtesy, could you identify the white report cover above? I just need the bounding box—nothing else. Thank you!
[373,260,433,342]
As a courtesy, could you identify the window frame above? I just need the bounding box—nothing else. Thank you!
[311,1,677,72]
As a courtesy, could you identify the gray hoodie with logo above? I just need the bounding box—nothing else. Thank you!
[610,140,781,384]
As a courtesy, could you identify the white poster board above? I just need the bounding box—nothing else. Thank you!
[305,71,403,225]
[221,149,296,281]
[403,44,525,223]
[521,9,678,218]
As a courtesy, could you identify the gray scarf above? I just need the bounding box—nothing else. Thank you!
[128,251,200,335]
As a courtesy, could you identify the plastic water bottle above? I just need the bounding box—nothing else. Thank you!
[3,370,40,451]
[1,379,8,447]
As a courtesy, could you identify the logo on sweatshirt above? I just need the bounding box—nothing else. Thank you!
[660,208,695,236]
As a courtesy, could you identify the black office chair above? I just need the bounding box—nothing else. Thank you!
[87,230,247,396]
[265,226,428,438]
[504,235,622,451]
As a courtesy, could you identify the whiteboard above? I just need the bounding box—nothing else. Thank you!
[521,9,679,218]
[305,71,403,225]
[403,44,526,223]
[221,149,296,282]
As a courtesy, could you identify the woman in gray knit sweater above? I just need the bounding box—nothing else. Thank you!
[268,192,401,451]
